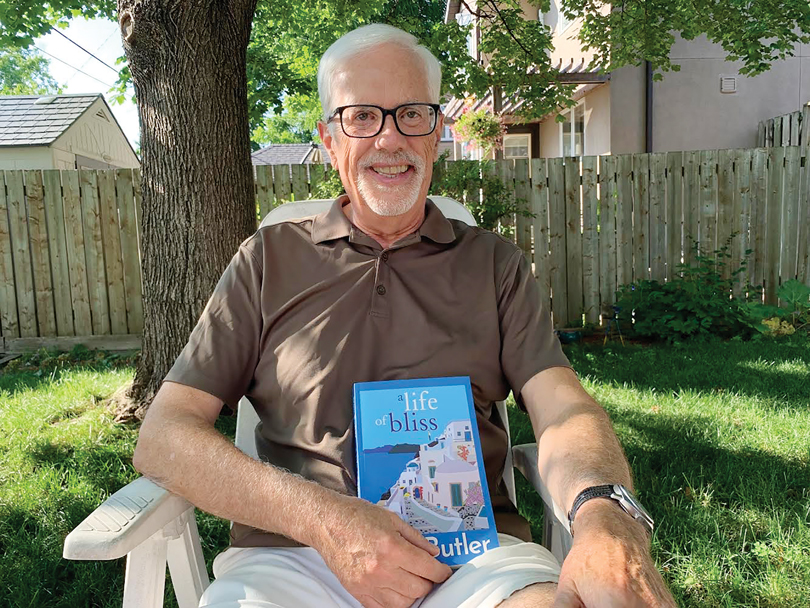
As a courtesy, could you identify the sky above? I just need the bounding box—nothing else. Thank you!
[35,18,140,148]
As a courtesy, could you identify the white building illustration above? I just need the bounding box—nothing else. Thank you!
[379,420,489,533]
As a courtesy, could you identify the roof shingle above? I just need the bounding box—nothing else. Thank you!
[0,94,100,147]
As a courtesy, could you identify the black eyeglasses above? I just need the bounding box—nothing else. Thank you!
[327,103,441,138]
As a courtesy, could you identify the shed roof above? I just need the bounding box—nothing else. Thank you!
[0,94,101,147]
[251,143,327,166]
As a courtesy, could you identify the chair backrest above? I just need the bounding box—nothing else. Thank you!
[235,197,517,505]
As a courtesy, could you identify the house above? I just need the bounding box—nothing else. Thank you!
[444,1,810,158]
[251,143,327,165]
[0,94,139,170]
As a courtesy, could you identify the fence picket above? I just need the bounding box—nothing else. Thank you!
[774,117,783,148]
[24,170,57,337]
[632,154,649,281]
[255,165,274,223]
[6,171,37,337]
[42,170,74,336]
[791,112,801,146]
[699,150,718,252]
[616,154,634,287]
[649,153,666,281]
[799,149,810,285]
[116,169,143,334]
[62,171,93,335]
[781,146,801,282]
[599,155,617,307]
[308,164,326,201]
[666,151,684,279]
[530,158,551,310]
[717,150,735,279]
[732,149,752,296]
[98,170,128,335]
[750,149,768,288]
[581,156,599,324]
[291,164,308,201]
[273,165,291,204]
[548,158,567,327]
[79,170,110,334]
[564,158,583,325]
[514,158,532,263]
[0,172,19,338]
[765,147,785,305]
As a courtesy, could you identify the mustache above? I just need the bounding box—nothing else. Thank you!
[360,151,424,172]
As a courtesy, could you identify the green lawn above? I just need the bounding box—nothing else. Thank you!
[0,339,808,607]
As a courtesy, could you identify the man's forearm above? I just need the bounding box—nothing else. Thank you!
[535,399,633,514]
[133,406,340,548]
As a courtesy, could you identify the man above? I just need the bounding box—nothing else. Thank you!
[133,24,677,608]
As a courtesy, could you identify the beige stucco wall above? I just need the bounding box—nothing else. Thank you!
[50,98,139,168]
[652,34,810,152]
[610,65,647,154]
[0,146,55,170]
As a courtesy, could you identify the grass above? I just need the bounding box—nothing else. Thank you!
[0,338,808,607]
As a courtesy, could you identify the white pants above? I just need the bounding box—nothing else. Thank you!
[199,534,560,608]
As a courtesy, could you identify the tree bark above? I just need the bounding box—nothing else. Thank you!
[117,0,258,415]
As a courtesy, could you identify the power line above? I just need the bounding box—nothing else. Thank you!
[67,27,119,83]
[33,45,115,89]
[52,28,120,75]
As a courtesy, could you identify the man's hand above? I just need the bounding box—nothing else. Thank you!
[553,501,676,608]
[311,494,452,608]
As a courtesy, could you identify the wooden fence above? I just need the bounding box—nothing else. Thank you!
[2,148,809,350]
[758,104,810,149]
[0,169,143,352]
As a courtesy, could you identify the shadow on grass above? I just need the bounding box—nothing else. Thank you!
[510,403,810,607]
[563,339,810,411]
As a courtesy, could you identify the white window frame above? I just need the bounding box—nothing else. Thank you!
[557,0,574,33]
[559,101,585,157]
[503,133,531,159]
[441,125,454,141]
[455,11,477,60]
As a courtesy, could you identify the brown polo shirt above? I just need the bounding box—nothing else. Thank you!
[166,196,571,548]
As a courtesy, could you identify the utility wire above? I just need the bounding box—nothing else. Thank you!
[33,45,115,89]
[52,28,120,75]
[66,27,119,84]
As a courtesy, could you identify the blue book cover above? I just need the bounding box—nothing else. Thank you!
[353,376,500,567]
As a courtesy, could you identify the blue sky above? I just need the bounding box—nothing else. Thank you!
[35,18,139,147]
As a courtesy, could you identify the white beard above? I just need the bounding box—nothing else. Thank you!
[356,151,426,217]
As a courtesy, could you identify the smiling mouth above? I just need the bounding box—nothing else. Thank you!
[371,165,412,176]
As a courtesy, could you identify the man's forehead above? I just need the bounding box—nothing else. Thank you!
[329,46,430,105]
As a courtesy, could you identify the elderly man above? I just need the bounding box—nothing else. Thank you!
[133,23,676,608]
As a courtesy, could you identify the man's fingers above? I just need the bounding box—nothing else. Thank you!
[395,517,440,556]
[396,536,452,583]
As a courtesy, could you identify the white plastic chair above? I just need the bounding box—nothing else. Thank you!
[63,197,573,608]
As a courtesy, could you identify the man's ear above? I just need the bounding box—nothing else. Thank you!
[318,121,340,168]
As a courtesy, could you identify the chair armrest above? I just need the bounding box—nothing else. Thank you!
[63,476,195,561]
[511,443,571,534]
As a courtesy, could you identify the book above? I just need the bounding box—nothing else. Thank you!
[353,376,499,567]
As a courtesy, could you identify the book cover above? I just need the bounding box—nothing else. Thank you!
[353,376,499,567]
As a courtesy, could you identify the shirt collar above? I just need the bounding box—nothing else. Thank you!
[311,195,457,246]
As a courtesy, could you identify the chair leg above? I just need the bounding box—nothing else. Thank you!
[123,535,168,608]
[167,510,210,608]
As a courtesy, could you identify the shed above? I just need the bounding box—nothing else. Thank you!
[0,93,139,170]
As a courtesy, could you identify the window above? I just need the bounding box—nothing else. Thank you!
[557,0,573,33]
[441,125,453,141]
[503,134,531,159]
[456,12,476,59]
[560,103,585,157]
[429,466,436,479]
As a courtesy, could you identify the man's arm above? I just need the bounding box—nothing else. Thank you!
[521,367,676,607]
[133,381,450,608]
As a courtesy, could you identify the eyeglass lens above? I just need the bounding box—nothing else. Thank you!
[341,105,437,137]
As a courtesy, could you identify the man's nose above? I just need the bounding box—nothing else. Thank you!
[375,114,406,151]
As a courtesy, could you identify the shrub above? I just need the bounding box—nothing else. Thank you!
[615,238,762,342]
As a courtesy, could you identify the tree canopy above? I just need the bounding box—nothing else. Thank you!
[4,0,810,138]
[0,47,61,94]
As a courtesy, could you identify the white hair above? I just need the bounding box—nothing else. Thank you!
[318,24,442,121]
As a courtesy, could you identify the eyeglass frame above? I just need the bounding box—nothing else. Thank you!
[326,103,442,138]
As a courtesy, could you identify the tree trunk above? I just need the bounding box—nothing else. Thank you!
[117,0,258,416]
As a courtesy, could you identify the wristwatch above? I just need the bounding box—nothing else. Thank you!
[568,484,654,536]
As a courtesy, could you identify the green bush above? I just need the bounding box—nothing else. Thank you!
[616,238,762,342]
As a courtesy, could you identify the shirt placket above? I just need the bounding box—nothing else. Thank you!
[370,249,391,317]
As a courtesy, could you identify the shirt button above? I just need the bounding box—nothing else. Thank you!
[376,285,386,295]
[381,252,389,262]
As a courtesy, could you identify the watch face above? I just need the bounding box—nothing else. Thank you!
[613,485,654,529]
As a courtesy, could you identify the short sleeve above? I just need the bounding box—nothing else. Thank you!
[498,249,571,409]
[165,238,263,410]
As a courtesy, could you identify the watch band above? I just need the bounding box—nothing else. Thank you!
[568,484,654,536]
